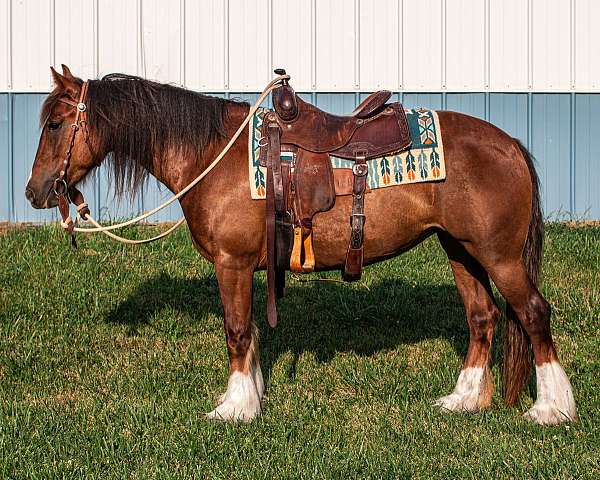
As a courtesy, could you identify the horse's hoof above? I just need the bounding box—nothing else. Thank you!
[206,399,261,423]
[523,402,576,425]
[433,366,492,413]
[433,393,479,413]
[206,371,262,423]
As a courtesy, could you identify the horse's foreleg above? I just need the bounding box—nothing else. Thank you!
[206,260,263,422]
[434,234,500,413]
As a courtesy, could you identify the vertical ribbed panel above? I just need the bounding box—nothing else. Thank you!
[97,0,138,76]
[575,0,600,91]
[54,0,95,80]
[272,0,313,91]
[228,0,269,90]
[402,0,443,91]
[489,0,529,90]
[4,92,600,222]
[314,93,357,114]
[0,1,9,89]
[184,0,226,91]
[445,0,485,90]
[488,94,529,142]
[10,0,52,90]
[359,0,399,91]
[531,94,571,218]
[1,0,599,92]
[11,94,56,222]
[402,94,443,111]
[531,0,571,90]
[315,0,356,90]
[0,94,9,220]
[140,0,182,83]
[446,94,486,119]
[574,94,600,219]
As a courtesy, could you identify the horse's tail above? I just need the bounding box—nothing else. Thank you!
[503,139,543,405]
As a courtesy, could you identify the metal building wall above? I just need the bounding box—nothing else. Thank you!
[1,0,599,221]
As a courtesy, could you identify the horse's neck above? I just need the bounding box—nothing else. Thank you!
[145,103,249,195]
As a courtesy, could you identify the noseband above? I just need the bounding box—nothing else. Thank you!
[53,81,92,247]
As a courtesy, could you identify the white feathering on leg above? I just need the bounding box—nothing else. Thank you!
[208,324,264,423]
[524,362,577,425]
[434,367,487,412]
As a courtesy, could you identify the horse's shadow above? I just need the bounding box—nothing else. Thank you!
[106,271,500,382]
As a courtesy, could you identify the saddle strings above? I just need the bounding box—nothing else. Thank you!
[73,74,290,244]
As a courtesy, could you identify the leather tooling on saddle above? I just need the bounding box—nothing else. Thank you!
[256,69,445,328]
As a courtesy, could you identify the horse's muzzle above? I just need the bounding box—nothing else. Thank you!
[25,180,56,209]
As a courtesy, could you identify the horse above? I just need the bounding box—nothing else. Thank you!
[25,65,577,425]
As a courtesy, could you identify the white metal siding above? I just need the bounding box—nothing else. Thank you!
[184,0,227,90]
[402,0,443,91]
[575,0,600,90]
[445,0,486,91]
[359,0,399,91]
[489,0,529,90]
[271,0,312,90]
[0,0,598,92]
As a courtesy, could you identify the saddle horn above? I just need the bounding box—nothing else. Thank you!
[273,68,298,122]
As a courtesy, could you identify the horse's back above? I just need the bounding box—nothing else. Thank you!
[309,110,533,269]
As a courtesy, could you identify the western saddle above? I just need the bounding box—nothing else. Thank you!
[261,69,412,327]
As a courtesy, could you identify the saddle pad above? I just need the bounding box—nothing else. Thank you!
[248,107,446,199]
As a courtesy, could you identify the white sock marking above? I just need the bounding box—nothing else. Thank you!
[524,361,577,425]
[434,366,486,413]
[207,364,263,423]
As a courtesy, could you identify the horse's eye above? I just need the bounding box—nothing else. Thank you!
[47,121,62,131]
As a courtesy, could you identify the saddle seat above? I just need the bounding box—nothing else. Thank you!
[272,79,405,157]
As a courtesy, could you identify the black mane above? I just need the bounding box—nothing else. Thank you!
[43,73,246,196]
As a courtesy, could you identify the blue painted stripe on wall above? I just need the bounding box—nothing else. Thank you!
[575,94,600,219]
[445,93,486,120]
[0,94,9,221]
[531,94,572,219]
[1,93,599,222]
[488,94,529,142]
[11,94,58,223]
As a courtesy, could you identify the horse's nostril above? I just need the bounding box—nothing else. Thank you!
[25,187,35,203]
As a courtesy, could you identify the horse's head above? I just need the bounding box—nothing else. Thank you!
[26,65,97,209]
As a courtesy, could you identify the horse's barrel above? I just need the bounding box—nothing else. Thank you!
[273,68,298,122]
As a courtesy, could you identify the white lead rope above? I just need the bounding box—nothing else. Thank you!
[72,74,289,243]
[84,214,186,244]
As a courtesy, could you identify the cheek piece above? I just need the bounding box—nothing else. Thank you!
[52,81,92,249]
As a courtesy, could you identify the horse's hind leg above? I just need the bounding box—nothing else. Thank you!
[206,261,263,422]
[434,233,500,412]
[484,260,577,425]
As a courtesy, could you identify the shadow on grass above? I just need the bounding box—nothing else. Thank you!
[105,271,502,382]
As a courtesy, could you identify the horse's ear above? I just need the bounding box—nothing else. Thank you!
[50,66,81,100]
[61,64,75,80]
[50,66,66,88]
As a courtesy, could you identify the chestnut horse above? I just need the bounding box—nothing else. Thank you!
[26,66,576,425]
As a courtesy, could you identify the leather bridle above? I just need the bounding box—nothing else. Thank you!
[52,81,92,247]
[38,73,290,246]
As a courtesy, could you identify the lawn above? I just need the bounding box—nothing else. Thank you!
[0,223,598,479]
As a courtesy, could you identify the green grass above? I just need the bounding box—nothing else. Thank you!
[0,223,598,479]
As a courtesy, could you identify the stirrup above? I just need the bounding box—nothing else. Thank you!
[290,227,315,273]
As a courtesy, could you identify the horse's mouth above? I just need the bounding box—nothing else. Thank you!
[44,191,59,209]
[27,183,58,209]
